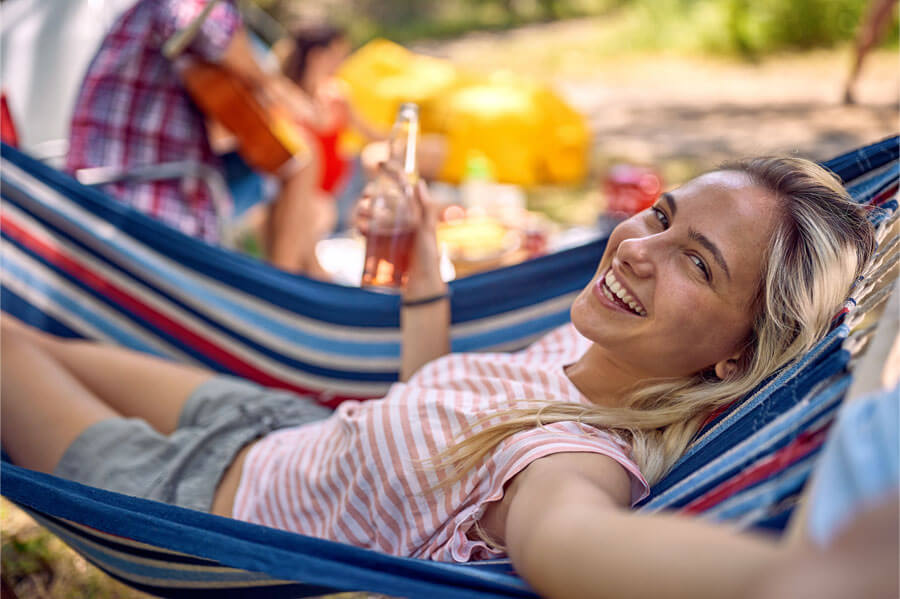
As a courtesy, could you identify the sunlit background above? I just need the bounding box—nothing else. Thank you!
[1,0,897,595]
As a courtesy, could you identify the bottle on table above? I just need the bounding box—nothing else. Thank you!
[460,151,494,212]
[360,103,420,289]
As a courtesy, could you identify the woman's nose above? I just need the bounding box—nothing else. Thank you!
[616,235,656,278]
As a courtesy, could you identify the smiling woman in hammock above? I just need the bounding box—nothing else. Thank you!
[0,156,875,598]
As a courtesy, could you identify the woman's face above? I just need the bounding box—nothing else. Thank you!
[571,170,782,381]
[310,37,350,77]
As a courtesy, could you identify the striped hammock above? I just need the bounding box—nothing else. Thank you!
[1,136,898,597]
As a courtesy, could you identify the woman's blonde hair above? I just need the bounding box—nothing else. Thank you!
[433,157,875,489]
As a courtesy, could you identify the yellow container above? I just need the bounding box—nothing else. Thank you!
[338,39,588,187]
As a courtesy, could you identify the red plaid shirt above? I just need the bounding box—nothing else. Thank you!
[65,0,241,242]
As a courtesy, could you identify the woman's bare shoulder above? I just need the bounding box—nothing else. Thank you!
[478,451,631,550]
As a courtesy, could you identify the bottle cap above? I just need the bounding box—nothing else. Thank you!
[398,102,419,118]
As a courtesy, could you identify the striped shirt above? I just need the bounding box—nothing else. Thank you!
[234,324,650,562]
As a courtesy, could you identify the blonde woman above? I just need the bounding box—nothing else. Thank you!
[1,157,875,598]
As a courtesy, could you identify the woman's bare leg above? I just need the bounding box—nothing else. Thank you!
[1,328,121,472]
[1,317,213,435]
[843,0,899,104]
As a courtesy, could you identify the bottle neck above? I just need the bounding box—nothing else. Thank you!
[389,106,419,179]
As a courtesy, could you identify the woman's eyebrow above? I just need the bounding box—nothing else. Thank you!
[662,192,676,216]
[664,192,731,280]
[688,228,731,281]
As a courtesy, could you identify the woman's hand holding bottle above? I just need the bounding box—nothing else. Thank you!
[356,102,445,296]
[354,164,445,299]
[353,102,449,378]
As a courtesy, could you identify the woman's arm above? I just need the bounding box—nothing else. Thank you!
[400,295,450,381]
[355,174,449,381]
[501,453,782,599]
[400,179,449,380]
[744,493,899,599]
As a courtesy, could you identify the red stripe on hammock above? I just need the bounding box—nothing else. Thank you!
[0,209,358,408]
[872,182,898,206]
[681,424,831,514]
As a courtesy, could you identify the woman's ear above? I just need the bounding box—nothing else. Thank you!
[713,353,743,380]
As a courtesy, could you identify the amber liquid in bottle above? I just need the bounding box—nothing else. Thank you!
[360,103,419,289]
[361,228,416,287]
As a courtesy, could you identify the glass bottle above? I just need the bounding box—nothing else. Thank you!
[360,103,419,289]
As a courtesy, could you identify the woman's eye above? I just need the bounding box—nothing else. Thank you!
[651,206,669,228]
[690,255,711,281]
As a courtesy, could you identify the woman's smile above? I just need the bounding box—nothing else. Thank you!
[594,268,648,317]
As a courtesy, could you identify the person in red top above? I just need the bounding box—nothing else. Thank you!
[65,0,328,277]
[275,24,448,235]
[281,25,351,195]
[275,23,385,234]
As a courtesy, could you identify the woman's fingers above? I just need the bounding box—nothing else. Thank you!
[361,141,390,179]
[354,161,439,258]
[377,161,412,194]
[413,179,439,229]
[352,195,372,235]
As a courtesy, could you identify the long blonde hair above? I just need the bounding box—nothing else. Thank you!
[433,157,875,488]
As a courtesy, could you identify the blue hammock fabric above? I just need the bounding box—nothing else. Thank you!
[0,142,597,407]
[1,136,898,598]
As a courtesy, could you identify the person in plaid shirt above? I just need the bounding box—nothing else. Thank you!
[65,0,329,277]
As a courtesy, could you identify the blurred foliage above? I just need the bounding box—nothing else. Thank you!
[715,0,868,57]
[253,0,895,59]
[617,0,873,58]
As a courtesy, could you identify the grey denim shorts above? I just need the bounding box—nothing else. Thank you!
[54,376,331,512]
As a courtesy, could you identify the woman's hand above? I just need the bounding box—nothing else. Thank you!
[404,177,446,300]
[354,163,446,298]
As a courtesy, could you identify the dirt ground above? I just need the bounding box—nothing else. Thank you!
[417,18,898,178]
[560,50,899,171]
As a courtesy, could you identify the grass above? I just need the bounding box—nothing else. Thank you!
[1,498,152,598]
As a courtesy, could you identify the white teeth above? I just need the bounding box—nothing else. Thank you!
[602,270,647,316]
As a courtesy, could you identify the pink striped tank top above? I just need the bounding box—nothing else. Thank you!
[233,323,650,561]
